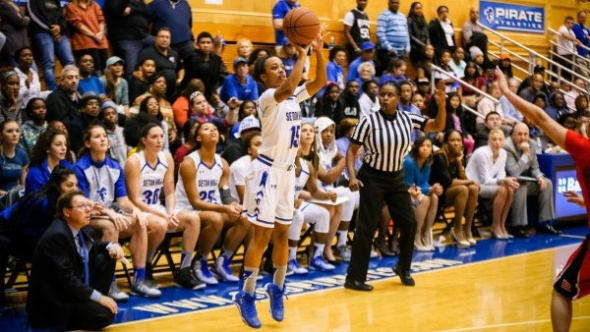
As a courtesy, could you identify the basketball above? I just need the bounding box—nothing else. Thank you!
[282,7,320,46]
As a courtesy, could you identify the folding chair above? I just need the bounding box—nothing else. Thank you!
[151,232,183,278]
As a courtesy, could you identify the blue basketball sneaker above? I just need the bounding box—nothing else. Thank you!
[214,256,239,282]
[287,258,308,275]
[264,283,285,322]
[193,259,219,285]
[233,291,261,328]
[309,256,335,272]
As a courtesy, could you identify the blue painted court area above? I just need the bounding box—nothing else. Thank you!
[1,226,587,331]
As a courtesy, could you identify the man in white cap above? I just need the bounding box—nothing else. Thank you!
[221,114,261,165]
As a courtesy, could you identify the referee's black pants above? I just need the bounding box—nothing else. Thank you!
[347,165,417,282]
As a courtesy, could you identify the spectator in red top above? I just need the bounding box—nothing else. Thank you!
[65,0,108,74]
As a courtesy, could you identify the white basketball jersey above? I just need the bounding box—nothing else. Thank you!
[294,158,310,198]
[133,150,168,206]
[175,151,223,211]
[229,155,252,202]
[257,85,311,165]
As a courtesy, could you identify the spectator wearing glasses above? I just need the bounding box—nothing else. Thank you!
[26,190,123,331]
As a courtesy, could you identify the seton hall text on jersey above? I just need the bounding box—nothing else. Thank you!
[199,179,218,187]
[285,111,301,121]
[143,179,163,187]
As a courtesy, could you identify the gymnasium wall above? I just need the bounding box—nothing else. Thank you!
[189,0,581,74]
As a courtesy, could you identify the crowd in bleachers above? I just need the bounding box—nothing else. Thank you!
[0,0,588,329]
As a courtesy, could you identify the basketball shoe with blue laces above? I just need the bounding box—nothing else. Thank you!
[264,283,285,322]
[233,291,261,328]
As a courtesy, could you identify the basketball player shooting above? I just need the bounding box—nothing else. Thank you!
[232,12,327,329]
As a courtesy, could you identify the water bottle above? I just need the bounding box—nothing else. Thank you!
[329,36,335,49]
[452,73,460,91]
[536,137,543,154]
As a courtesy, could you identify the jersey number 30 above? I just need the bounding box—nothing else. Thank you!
[289,125,301,148]
[143,188,160,205]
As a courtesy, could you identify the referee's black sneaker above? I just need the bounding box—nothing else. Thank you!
[393,265,415,286]
[344,279,373,291]
[509,226,530,238]
[537,223,562,235]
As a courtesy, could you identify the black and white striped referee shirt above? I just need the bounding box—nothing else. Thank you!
[350,110,427,172]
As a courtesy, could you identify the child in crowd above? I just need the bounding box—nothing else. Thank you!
[20,98,48,154]
[379,58,408,86]
[100,101,128,164]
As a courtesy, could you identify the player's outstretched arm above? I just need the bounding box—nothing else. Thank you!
[274,42,309,103]
[305,28,327,97]
[495,67,567,149]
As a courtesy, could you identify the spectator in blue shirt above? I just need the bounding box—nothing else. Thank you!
[327,46,346,90]
[220,57,259,105]
[278,40,308,80]
[398,81,421,142]
[272,0,300,50]
[403,136,443,251]
[346,41,375,83]
[379,58,408,86]
[572,11,590,59]
[376,0,410,76]
[317,46,347,98]
[25,126,74,193]
[0,119,28,194]
[77,54,106,99]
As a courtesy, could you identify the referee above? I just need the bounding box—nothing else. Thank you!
[344,81,447,291]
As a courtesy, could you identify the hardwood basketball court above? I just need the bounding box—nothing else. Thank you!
[106,234,590,331]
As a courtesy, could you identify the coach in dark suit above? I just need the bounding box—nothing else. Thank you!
[26,190,123,330]
[504,123,558,237]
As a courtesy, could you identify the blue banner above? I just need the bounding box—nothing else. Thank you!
[480,1,545,34]
[14,0,70,7]
[555,169,587,219]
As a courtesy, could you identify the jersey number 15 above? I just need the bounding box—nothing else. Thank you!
[289,125,301,148]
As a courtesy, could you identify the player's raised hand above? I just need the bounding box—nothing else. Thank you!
[311,24,327,51]
[291,43,310,59]
[496,66,509,92]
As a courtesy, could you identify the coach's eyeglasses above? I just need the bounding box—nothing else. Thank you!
[68,202,94,211]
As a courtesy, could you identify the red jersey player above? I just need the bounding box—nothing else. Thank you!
[497,67,589,331]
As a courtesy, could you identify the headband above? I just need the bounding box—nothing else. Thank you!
[1,70,17,82]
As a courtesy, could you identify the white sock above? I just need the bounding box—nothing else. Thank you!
[273,265,287,289]
[337,230,348,247]
[221,248,234,260]
[288,246,297,260]
[181,251,193,268]
[313,243,325,258]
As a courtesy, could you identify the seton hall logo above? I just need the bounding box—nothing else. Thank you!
[98,187,108,202]
[484,7,494,24]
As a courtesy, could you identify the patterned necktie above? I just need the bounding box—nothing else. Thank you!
[77,232,90,286]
